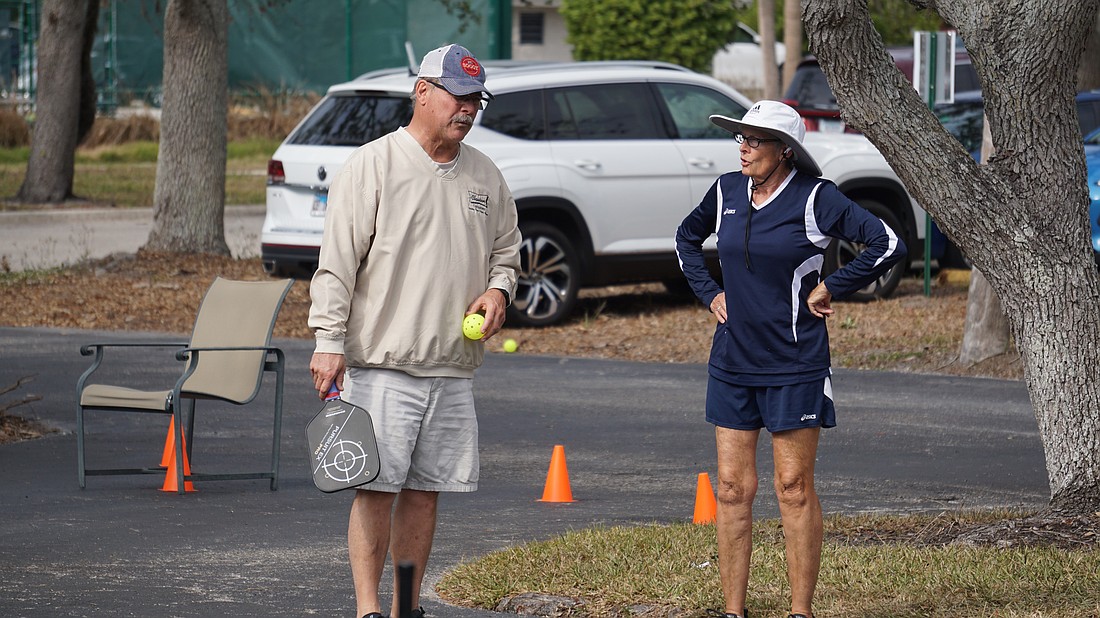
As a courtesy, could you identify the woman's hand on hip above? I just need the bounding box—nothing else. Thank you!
[710,292,728,324]
[807,282,834,319]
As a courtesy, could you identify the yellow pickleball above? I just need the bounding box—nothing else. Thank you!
[502,338,518,353]
[462,313,485,340]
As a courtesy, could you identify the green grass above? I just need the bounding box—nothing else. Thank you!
[76,140,160,163]
[0,147,29,164]
[0,265,64,283]
[435,513,1100,617]
[0,138,280,207]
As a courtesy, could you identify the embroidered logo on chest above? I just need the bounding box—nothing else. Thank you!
[467,191,489,216]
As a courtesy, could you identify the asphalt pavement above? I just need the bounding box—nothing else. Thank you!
[0,327,1048,618]
[0,208,1049,616]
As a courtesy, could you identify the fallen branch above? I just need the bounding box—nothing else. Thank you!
[0,375,42,416]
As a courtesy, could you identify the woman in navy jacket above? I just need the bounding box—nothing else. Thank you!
[675,100,906,618]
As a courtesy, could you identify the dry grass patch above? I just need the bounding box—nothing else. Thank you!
[436,512,1100,617]
[0,107,30,148]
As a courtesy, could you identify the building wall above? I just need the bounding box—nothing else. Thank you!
[511,1,571,62]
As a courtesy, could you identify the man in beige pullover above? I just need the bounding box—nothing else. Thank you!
[308,44,521,618]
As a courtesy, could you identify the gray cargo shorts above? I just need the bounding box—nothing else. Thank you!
[343,367,479,493]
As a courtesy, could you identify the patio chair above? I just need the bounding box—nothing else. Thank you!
[76,276,294,493]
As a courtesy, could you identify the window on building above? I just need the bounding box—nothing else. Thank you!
[519,12,544,45]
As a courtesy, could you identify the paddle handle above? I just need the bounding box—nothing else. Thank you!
[325,383,341,402]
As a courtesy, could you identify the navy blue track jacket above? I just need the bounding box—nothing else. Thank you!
[675,169,907,386]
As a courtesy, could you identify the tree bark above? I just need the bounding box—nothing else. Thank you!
[782,0,803,92]
[145,0,230,255]
[77,0,100,145]
[758,0,780,100]
[960,114,1011,365]
[16,0,88,204]
[804,0,1100,513]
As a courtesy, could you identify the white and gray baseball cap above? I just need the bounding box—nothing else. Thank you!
[710,100,821,177]
[417,44,493,98]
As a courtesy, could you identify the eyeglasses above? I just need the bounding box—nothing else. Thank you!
[425,80,489,110]
[733,133,781,149]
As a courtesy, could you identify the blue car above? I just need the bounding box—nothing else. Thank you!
[937,91,1100,265]
[1084,126,1100,264]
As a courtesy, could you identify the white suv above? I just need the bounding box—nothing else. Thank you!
[263,61,925,326]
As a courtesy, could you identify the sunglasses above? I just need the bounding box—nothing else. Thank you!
[424,80,490,110]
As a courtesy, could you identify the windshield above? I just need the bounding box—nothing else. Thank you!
[937,98,985,155]
[783,63,838,110]
[287,92,412,147]
[1085,126,1100,146]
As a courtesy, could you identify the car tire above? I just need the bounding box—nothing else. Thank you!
[823,199,905,301]
[507,222,580,327]
[267,262,292,278]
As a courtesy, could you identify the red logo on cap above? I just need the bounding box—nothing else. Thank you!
[460,56,481,77]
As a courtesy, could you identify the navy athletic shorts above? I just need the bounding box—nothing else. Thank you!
[705,375,837,433]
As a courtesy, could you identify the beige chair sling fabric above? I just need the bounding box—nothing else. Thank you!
[76,276,293,491]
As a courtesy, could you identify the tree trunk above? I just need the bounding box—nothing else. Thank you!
[146,0,230,255]
[758,0,780,100]
[16,0,88,204]
[803,0,1100,513]
[782,0,803,92]
[77,0,100,145]
[959,114,1011,365]
[959,269,1010,364]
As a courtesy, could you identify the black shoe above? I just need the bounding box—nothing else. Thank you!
[410,608,425,618]
[706,610,748,618]
[788,614,813,618]
[362,613,385,618]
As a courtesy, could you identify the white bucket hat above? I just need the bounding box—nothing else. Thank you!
[710,100,822,177]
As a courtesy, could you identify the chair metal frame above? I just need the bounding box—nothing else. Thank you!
[76,277,293,494]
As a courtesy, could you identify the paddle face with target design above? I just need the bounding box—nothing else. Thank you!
[306,388,380,493]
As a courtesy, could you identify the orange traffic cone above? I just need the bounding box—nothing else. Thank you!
[538,444,575,503]
[159,417,178,467]
[160,430,196,493]
[693,472,717,524]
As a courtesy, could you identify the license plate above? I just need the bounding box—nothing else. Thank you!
[310,192,328,217]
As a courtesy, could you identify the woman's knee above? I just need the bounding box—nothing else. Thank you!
[717,476,758,507]
[773,473,814,508]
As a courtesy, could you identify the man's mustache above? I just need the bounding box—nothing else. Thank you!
[451,114,475,126]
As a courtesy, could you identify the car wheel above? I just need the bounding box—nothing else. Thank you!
[823,200,905,301]
[262,258,287,277]
[507,222,580,327]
